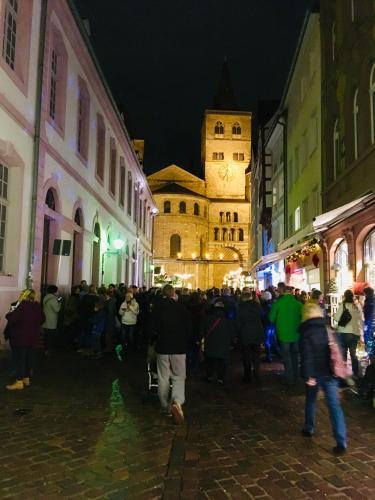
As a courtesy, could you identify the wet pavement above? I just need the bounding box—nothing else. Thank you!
[0,349,375,499]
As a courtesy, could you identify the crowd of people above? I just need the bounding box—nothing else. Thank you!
[3,279,375,456]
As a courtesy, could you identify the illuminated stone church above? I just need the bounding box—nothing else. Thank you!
[148,64,251,289]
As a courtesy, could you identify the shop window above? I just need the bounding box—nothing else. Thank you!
[335,240,349,293]
[164,200,171,213]
[239,228,244,241]
[96,114,105,181]
[214,121,224,136]
[179,201,186,214]
[77,77,90,161]
[170,234,181,258]
[364,230,375,286]
[0,163,8,272]
[194,203,199,215]
[232,122,241,136]
[353,88,359,160]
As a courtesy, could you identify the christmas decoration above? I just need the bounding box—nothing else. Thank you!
[327,278,338,294]
[312,253,320,268]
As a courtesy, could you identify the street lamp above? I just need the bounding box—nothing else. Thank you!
[113,238,125,251]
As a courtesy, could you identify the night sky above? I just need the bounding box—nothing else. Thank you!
[74,0,311,176]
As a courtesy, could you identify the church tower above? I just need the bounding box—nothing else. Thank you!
[202,61,252,200]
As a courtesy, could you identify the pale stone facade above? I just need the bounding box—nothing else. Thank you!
[149,110,251,289]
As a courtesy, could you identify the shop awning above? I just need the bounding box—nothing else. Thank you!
[249,244,305,273]
[313,193,374,232]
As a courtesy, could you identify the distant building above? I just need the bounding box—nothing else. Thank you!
[148,63,251,289]
[0,0,155,340]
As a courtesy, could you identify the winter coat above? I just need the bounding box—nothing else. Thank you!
[333,302,363,336]
[42,293,61,330]
[92,309,106,335]
[119,299,139,325]
[188,302,206,344]
[237,301,265,346]
[269,293,302,343]
[64,295,80,327]
[105,296,118,333]
[220,295,238,319]
[153,297,192,355]
[78,293,97,325]
[204,310,236,359]
[299,317,332,380]
[363,296,375,334]
[6,301,45,347]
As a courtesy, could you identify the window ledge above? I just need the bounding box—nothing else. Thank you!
[76,150,88,166]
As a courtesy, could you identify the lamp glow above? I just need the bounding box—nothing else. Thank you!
[113,238,125,250]
[177,252,182,259]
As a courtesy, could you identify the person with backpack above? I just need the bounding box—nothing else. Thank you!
[333,289,363,379]
[203,301,236,386]
[300,303,347,456]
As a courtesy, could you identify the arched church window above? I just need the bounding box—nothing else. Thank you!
[194,203,200,216]
[214,121,224,136]
[164,200,171,213]
[234,212,238,222]
[170,234,181,258]
[222,228,227,241]
[214,227,219,241]
[230,228,235,241]
[232,122,241,135]
[219,211,224,223]
[45,189,56,210]
[74,208,82,226]
[179,201,186,214]
[226,212,231,222]
[239,228,244,241]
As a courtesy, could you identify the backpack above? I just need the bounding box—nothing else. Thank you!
[338,303,352,327]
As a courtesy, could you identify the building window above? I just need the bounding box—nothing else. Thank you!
[194,203,200,216]
[350,0,355,22]
[2,0,18,70]
[364,230,375,286]
[232,122,241,136]
[45,188,56,210]
[370,65,375,144]
[233,152,244,161]
[333,119,339,180]
[127,172,132,217]
[179,201,186,214]
[214,227,219,241]
[47,26,68,133]
[212,152,224,160]
[233,212,238,222]
[109,138,117,197]
[302,197,309,226]
[294,146,299,183]
[0,164,8,272]
[353,88,359,160]
[332,22,336,61]
[294,206,301,231]
[133,185,138,223]
[164,200,171,213]
[222,228,227,241]
[49,50,57,119]
[170,234,181,258]
[214,121,224,136]
[219,211,223,223]
[238,228,244,242]
[77,77,90,161]
[272,186,277,206]
[96,114,105,180]
[226,212,231,222]
[119,158,125,208]
[335,240,349,293]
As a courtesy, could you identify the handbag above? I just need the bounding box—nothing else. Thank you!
[338,303,352,327]
[327,328,347,379]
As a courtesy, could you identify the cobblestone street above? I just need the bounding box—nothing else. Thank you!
[1,351,375,499]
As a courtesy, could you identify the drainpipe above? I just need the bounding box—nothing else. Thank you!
[26,0,48,289]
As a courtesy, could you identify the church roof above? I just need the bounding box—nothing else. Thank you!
[152,182,206,198]
[213,59,237,111]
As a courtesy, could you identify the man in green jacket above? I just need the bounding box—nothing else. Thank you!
[269,284,302,385]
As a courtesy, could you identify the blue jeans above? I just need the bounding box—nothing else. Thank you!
[304,376,347,448]
[280,341,299,384]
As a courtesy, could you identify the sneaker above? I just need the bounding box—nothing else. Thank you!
[301,429,313,437]
[6,380,24,390]
[333,445,346,456]
[171,402,184,424]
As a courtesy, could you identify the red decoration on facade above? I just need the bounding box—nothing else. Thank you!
[312,253,319,268]
[285,264,291,274]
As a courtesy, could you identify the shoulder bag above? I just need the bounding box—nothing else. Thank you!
[327,328,347,379]
[338,303,352,327]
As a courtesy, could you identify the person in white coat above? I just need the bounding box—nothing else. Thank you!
[119,291,139,351]
[42,285,62,353]
[334,289,363,378]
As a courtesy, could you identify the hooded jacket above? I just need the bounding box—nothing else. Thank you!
[299,317,332,379]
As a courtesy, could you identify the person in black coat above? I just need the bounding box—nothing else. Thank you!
[300,303,347,456]
[152,285,192,424]
[237,292,265,383]
[203,301,236,386]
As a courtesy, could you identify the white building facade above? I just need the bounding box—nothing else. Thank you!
[0,0,155,341]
